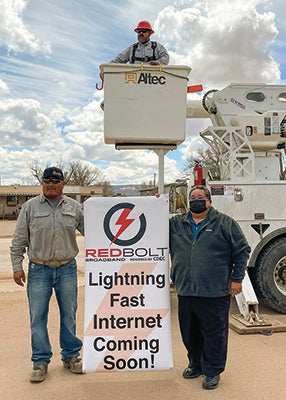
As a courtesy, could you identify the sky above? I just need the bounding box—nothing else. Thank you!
[1,0,286,186]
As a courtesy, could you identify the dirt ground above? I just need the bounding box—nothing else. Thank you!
[0,219,18,238]
[1,220,286,400]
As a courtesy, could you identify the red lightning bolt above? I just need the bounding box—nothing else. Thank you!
[111,208,135,244]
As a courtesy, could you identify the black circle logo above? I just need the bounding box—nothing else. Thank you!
[103,203,146,246]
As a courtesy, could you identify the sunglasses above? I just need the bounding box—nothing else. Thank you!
[43,178,62,184]
[137,29,148,34]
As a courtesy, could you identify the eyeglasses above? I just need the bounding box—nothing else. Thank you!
[137,29,148,34]
[43,178,62,184]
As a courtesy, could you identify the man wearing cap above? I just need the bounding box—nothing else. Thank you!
[110,20,169,65]
[10,167,84,383]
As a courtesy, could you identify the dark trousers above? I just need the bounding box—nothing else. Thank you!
[178,295,230,377]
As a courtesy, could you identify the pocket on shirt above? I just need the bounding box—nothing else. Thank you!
[62,212,77,229]
[31,211,51,231]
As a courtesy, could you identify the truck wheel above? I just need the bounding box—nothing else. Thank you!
[249,237,286,313]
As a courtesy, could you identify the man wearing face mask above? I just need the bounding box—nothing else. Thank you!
[169,185,250,390]
[110,20,169,65]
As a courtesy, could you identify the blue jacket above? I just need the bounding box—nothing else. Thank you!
[170,207,251,297]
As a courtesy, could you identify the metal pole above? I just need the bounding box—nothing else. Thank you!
[154,149,169,194]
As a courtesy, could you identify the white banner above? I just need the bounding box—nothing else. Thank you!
[83,195,173,373]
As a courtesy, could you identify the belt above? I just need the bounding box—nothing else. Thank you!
[30,258,73,268]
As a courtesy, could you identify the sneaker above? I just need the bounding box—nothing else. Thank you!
[183,366,202,379]
[202,375,220,390]
[30,363,48,383]
[63,356,83,374]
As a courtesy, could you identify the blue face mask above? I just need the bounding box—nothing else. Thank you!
[189,200,207,214]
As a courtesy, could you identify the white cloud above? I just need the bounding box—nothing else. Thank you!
[0,79,9,94]
[156,0,280,88]
[0,98,49,146]
[0,0,286,186]
[102,150,182,185]
[0,0,51,54]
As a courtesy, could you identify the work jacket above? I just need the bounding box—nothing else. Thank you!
[10,194,84,272]
[169,207,251,297]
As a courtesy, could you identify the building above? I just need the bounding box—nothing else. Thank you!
[0,185,103,219]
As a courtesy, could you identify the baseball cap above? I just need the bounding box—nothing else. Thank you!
[42,167,64,180]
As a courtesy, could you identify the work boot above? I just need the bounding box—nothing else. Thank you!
[63,356,83,374]
[183,366,202,379]
[30,363,48,383]
[202,375,220,390]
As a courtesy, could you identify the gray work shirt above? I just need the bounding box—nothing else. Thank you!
[10,194,84,272]
[111,40,169,65]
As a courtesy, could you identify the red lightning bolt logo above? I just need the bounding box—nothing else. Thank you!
[111,208,135,244]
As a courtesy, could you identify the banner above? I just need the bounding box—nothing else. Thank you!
[83,195,172,372]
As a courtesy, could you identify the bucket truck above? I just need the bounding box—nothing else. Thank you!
[99,63,286,321]
[187,83,286,319]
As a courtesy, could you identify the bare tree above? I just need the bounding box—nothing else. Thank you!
[184,147,221,181]
[101,180,115,196]
[30,163,44,184]
[29,161,114,196]
[30,161,66,184]
[67,161,104,185]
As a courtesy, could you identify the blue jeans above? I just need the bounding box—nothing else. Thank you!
[27,259,82,365]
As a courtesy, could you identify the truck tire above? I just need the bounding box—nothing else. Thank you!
[249,237,286,313]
